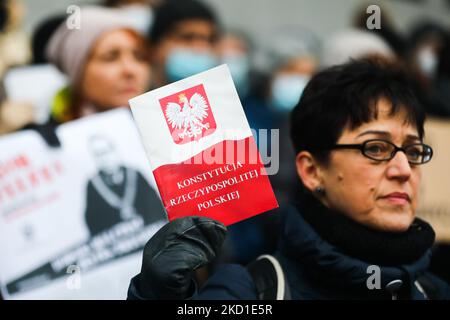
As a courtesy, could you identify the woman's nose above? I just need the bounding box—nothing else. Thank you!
[386,151,412,181]
[120,55,144,77]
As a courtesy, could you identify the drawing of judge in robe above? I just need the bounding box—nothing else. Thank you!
[84,135,166,236]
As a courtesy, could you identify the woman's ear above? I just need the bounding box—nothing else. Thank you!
[295,151,324,192]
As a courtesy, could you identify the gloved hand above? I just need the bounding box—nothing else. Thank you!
[138,216,227,299]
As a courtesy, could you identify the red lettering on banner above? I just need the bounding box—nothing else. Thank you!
[5,185,15,198]
[0,154,30,180]
[42,167,52,182]
[15,178,27,193]
[54,161,63,174]
[28,172,39,187]
[0,160,65,203]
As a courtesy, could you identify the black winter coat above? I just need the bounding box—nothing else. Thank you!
[128,197,450,300]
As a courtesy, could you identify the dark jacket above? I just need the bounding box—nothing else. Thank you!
[128,201,450,300]
[85,166,166,236]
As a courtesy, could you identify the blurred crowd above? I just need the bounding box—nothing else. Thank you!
[1,0,450,296]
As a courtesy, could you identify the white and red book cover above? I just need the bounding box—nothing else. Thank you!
[129,65,278,226]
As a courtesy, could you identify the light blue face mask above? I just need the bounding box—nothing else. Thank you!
[270,74,310,112]
[165,48,218,82]
[222,54,250,97]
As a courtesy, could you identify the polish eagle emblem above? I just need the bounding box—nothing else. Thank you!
[165,93,211,139]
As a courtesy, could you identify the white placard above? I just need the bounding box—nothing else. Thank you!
[0,108,166,299]
[3,64,67,124]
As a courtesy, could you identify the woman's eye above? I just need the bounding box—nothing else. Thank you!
[365,143,387,154]
[406,147,421,159]
[133,50,148,62]
[98,51,119,62]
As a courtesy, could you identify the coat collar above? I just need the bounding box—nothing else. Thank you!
[278,203,431,297]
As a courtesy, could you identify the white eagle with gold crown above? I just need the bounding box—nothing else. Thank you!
[165,93,210,139]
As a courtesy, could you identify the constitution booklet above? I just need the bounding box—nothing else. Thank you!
[129,65,278,226]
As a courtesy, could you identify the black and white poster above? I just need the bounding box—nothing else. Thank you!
[0,108,167,299]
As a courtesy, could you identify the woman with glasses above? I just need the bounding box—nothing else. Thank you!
[128,58,450,300]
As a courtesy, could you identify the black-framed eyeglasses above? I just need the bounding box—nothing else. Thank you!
[326,139,433,165]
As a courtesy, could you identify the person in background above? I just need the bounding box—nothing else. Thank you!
[241,26,320,133]
[353,3,407,58]
[258,26,321,206]
[434,33,450,115]
[146,0,227,286]
[321,28,395,69]
[103,0,160,35]
[215,30,252,99]
[0,0,6,31]
[45,6,151,123]
[266,27,319,116]
[0,0,30,76]
[216,29,271,131]
[44,6,166,247]
[31,14,65,65]
[0,0,34,135]
[148,0,220,88]
[405,21,450,117]
[407,22,447,83]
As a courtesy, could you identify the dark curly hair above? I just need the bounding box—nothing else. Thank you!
[0,0,8,32]
[290,58,425,164]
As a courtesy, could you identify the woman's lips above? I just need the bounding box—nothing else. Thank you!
[120,88,139,95]
[380,192,411,205]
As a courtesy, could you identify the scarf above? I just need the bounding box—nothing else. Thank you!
[295,191,435,266]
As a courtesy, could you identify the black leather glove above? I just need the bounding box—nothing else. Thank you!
[138,216,227,299]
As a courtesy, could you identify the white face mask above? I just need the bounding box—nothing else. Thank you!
[270,74,310,112]
[417,47,438,78]
[221,53,250,96]
[119,4,153,35]
[165,48,218,83]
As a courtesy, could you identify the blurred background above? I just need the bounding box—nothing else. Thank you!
[1,0,450,299]
[18,0,450,41]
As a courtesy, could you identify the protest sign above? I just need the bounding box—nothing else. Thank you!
[0,109,166,299]
[130,65,278,226]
